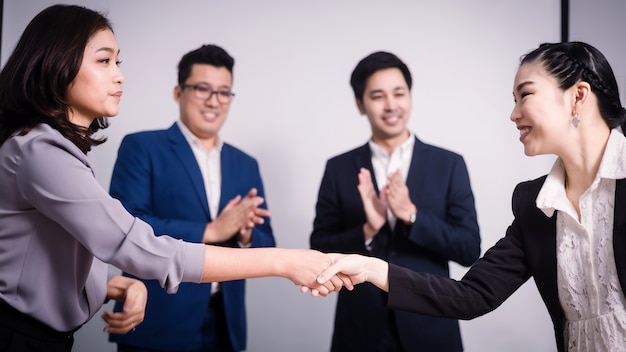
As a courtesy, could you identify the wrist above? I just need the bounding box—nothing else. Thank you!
[404,207,417,225]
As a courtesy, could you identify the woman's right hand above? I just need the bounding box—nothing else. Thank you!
[286,249,354,296]
[316,253,389,292]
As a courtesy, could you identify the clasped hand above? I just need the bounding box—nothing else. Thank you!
[203,188,270,245]
[358,168,416,240]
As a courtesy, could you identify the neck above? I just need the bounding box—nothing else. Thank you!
[561,125,611,195]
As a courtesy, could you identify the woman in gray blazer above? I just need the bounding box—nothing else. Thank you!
[0,5,343,351]
[319,41,626,352]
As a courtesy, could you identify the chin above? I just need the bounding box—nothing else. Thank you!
[102,108,119,118]
[523,149,536,157]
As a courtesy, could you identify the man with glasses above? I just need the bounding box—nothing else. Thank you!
[109,44,275,352]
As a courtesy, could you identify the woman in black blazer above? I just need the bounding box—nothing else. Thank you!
[317,41,626,352]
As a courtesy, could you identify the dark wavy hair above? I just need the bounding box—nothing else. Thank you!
[0,4,113,153]
[350,51,412,102]
[521,41,626,134]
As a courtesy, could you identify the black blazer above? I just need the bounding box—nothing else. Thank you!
[387,175,626,352]
[311,137,481,351]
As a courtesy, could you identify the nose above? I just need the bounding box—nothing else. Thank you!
[384,96,396,110]
[510,103,521,122]
[204,92,220,106]
[115,65,125,84]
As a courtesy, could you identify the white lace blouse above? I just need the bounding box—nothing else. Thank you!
[536,129,626,351]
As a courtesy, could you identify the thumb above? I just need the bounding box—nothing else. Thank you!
[317,265,338,284]
[122,292,137,313]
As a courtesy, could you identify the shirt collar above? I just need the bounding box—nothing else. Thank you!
[536,128,626,217]
[368,131,415,157]
[176,120,223,152]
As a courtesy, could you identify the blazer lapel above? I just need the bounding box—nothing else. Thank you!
[166,124,211,218]
[355,142,398,254]
[219,144,235,212]
[406,136,426,193]
[613,178,626,293]
[354,143,378,190]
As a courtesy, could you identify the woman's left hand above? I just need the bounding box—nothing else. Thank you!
[102,276,147,334]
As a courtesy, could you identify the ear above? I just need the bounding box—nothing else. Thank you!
[356,98,366,115]
[174,85,182,103]
[572,81,591,114]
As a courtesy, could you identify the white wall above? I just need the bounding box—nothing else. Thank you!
[7,1,622,351]
[569,0,626,107]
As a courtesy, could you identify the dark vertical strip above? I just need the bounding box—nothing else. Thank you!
[561,0,569,42]
[0,0,4,62]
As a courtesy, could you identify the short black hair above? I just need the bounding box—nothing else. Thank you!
[349,51,412,101]
[177,44,234,85]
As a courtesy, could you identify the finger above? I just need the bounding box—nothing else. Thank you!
[337,273,354,291]
[317,264,340,284]
[329,275,344,291]
[253,208,271,218]
[223,195,242,210]
[315,284,330,297]
[252,216,265,225]
[252,196,265,207]
[102,312,140,334]
[322,279,336,293]
[245,188,258,198]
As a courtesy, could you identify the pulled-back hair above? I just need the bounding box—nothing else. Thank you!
[350,51,412,102]
[177,44,235,86]
[0,4,112,153]
[521,41,626,134]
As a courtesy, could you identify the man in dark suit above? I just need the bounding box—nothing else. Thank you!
[310,51,481,352]
[108,44,275,352]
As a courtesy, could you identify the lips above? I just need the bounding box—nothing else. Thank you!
[518,126,531,142]
[383,115,401,125]
[201,112,218,122]
[519,127,530,136]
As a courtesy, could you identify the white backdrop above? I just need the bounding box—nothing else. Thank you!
[3,1,624,351]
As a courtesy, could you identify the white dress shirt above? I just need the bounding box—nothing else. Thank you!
[177,120,223,294]
[369,132,415,229]
[537,129,626,351]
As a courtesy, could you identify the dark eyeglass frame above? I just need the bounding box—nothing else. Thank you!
[180,83,236,104]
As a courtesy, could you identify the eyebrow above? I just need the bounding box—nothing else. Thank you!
[515,81,534,93]
[368,86,407,94]
[188,82,232,89]
[95,47,120,55]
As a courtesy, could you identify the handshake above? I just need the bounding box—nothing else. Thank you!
[296,251,390,297]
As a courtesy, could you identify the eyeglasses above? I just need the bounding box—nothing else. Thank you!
[180,84,235,104]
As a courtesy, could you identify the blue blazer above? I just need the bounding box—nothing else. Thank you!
[108,123,275,351]
[310,137,481,352]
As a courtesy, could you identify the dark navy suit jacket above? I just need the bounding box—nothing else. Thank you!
[108,123,275,351]
[387,176,626,352]
[310,136,481,352]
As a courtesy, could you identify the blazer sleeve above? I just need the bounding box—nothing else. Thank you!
[387,181,533,318]
[230,154,275,249]
[110,134,206,243]
[310,158,370,254]
[407,153,481,266]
